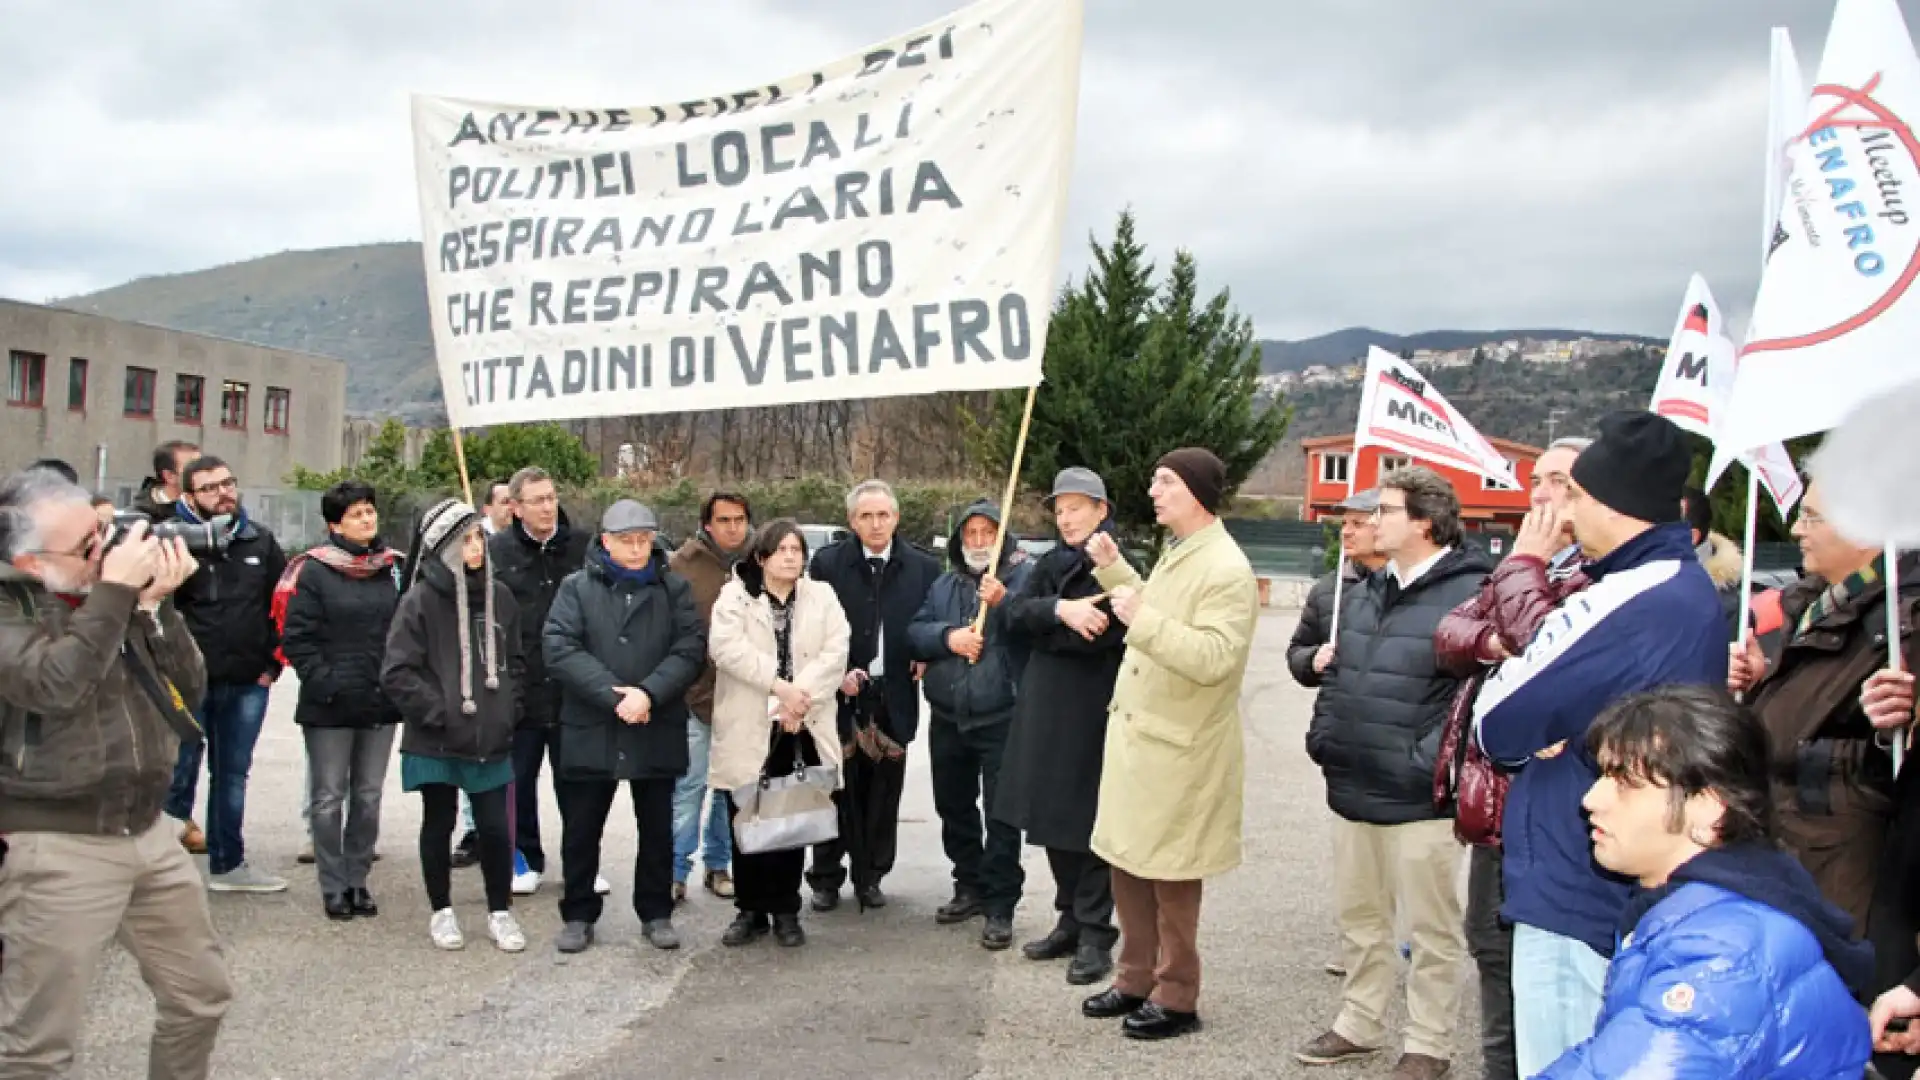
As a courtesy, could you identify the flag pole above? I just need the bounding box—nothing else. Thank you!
[1737,469,1762,648]
[1327,468,1358,642]
[1888,544,1906,775]
[971,383,1039,640]
[450,426,476,509]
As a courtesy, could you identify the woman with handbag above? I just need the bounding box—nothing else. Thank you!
[707,519,850,948]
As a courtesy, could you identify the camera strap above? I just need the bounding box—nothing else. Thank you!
[121,641,205,748]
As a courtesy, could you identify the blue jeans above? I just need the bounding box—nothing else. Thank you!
[166,683,272,876]
[671,719,731,883]
[1511,923,1610,1077]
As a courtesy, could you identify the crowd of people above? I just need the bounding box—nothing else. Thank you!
[0,409,1916,1078]
[0,440,1263,1076]
[1290,411,1919,1080]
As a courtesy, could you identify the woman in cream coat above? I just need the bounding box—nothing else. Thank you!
[707,519,851,948]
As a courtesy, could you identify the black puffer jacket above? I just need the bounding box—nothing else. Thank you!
[544,542,706,782]
[280,539,406,729]
[1309,546,1492,825]
[488,515,590,730]
[906,501,1033,728]
[381,560,522,764]
[173,512,287,686]
[1287,561,1370,689]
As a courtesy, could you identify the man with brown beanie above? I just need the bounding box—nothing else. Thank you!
[1078,447,1259,1041]
[1470,410,1729,1076]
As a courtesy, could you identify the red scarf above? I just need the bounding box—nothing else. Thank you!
[270,542,400,666]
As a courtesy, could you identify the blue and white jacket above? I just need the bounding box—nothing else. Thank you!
[1539,845,1873,1080]
[1473,522,1727,956]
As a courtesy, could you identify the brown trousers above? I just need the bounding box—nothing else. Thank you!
[0,815,233,1079]
[1111,867,1204,1012]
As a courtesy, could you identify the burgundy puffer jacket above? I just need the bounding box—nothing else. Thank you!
[1432,550,1590,846]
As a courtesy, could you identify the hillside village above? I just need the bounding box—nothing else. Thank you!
[1258,334,1651,393]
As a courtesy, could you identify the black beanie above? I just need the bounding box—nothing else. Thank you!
[1157,447,1227,514]
[1570,411,1691,525]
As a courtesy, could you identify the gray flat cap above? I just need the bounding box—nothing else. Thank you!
[1333,488,1381,513]
[601,499,660,534]
[1046,467,1108,506]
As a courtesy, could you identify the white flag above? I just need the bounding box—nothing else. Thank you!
[411,0,1083,428]
[1652,275,1805,515]
[1718,0,1920,465]
[1353,347,1517,487]
[1762,28,1805,269]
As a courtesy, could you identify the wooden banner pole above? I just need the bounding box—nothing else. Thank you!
[450,426,477,509]
[971,384,1039,641]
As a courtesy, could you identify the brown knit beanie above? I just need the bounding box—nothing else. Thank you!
[1156,447,1227,514]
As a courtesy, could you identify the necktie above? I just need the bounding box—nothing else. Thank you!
[868,557,885,580]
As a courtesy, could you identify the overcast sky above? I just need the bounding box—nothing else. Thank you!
[3,0,1914,339]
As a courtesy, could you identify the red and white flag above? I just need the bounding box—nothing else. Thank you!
[1718,0,1920,466]
[1354,347,1517,488]
[1652,274,1805,515]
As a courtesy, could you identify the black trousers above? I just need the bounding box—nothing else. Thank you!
[729,727,820,918]
[928,714,1024,918]
[557,776,675,925]
[808,750,908,895]
[421,784,512,912]
[1044,847,1118,950]
[1465,843,1517,1080]
[511,726,561,873]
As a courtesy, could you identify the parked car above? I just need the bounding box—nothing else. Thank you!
[800,523,851,566]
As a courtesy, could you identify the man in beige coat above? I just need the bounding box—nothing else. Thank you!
[1078,447,1260,1042]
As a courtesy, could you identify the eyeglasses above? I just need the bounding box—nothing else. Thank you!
[516,494,559,508]
[1796,508,1827,528]
[192,477,238,496]
[32,523,104,561]
[1371,504,1410,519]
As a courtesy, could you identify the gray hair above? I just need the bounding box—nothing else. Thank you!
[845,479,899,515]
[1548,437,1594,453]
[0,468,93,562]
[508,466,553,501]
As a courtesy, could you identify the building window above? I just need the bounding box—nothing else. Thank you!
[68,358,88,411]
[1318,452,1351,485]
[174,374,205,425]
[220,380,249,429]
[1378,455,1411,474]
[264,387,291,434]
[7,351,45,407]
[124,366,157,417]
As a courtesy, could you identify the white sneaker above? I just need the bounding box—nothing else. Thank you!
[488,911,527,953]
[511,869,542,896]
[594,874,612,895]
[208,863,289,894]
[430,908,465,950]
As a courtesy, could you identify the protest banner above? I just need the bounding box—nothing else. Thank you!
[1717,0,1920,462]
[411,0,1084,430]
[1650,273,1803,516]
[1354,347,1518,487]
[1327,347,1515,636]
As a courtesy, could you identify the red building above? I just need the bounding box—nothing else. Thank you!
[1301,434,1544,538]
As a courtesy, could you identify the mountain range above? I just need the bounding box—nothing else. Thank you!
[52,242,1664,418]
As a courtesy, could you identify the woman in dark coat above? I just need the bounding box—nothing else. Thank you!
[381,499,525,954]
[278,479,405,922]
[993,468,1136,986]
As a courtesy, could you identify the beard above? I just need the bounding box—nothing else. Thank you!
[37,562,94,596]
[962,548,992,572]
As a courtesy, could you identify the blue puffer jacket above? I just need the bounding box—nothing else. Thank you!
[907,501,1032,728]
[1539,845,1873,1080]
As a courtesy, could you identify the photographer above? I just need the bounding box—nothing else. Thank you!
[0,468,232,1077]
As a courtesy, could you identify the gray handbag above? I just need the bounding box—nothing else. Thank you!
[732,727,840,855]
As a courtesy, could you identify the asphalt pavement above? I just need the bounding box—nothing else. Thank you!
[63,611,1481,1079]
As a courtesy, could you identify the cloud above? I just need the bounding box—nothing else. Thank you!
[2,0,1915,339]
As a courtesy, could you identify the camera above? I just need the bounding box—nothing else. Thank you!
[106,512,232,559]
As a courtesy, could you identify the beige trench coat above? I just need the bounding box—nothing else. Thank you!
[706,575,851,793]
[1090,520,1259,881]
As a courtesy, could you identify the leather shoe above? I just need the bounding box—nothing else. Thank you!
[811,888,840,913]
[1022,927,1078,961]
[857,885,887,909]
[1081,986,1149,1019]
[722,913,767,947]
[773,914,806,948]
[349,887,378,918]
[1122,1002,1201,1041]
[1066,943,1113,985]
[935,890,981,925]
[980,915,1014,951]
[323,892,354,922]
